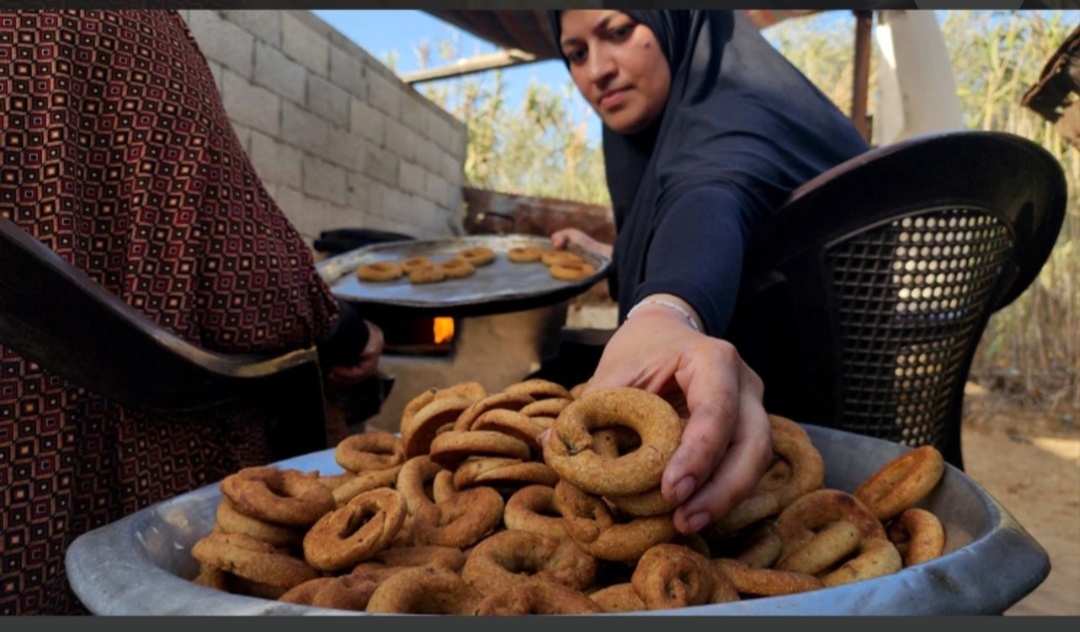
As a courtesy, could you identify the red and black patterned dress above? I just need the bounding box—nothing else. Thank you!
[0,11,343,615]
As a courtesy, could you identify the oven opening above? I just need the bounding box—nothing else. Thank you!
[373,315,457,357]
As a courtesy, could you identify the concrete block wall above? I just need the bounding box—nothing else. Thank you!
[179,10,468,244]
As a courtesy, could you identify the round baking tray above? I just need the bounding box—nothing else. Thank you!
[316,235,610,319]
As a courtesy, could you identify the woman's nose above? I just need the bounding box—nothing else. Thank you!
[587,49,617,86]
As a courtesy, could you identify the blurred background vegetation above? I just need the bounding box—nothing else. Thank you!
[389,10,1078,414]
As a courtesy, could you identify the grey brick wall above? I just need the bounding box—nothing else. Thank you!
[181,10,467,245]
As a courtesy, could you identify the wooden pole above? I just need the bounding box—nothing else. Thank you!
[852,10,874,144]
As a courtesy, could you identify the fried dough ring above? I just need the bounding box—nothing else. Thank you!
[440,257,475,279]
[550,261,596,281]
[395,455,443,516]
[402,396,474,458]
[569,381,590,399]
[631,544,715,610]
[712,559,823,597]
[853,445,946,521]
[472,409,547,452]
[475,580,605,615]
[774,489,886,561]
[452,392,536,432]
[731,523,784,569]
[541,250,584,267]
[413,486,505,549]
[463,530,598,594]
[457,246,495,266]
[366,567,484,615]
[887,507,946,567]
[505,485,569,539]
[821,537,903,587]
[191,532,317,590]
[398,256,433,275]
[215,499,305,549]
[508,246,544,263]
[428,430,532,470]
[302,488,406,573]
[433,470,457,502]
[434,381,488,403]
[220,467,336,528]
[316,472,356,492]
[375,546,467,572]
[356,261,403,282]
[519,397,573,419]
[554,480,677,563]
[334,431,404,474]
[408,264,447,284]
[606,487,674,518]
[453,457,559,490]
[331,465,401,506]
[279,575,379,611]
[544,387,683,497]
[589,583,646,613]
[502,379,573,401]
[776,520,861,576]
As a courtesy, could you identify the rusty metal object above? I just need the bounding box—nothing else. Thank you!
[1021,24,1080,148]
[462,187,615,244]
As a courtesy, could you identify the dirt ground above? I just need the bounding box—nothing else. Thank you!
[960,392,1080,616]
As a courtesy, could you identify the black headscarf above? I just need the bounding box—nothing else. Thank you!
[549,10,869,330]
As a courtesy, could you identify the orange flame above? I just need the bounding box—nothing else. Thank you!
[433,317,455,345]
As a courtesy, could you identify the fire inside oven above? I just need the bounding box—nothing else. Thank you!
[375,315,457,357]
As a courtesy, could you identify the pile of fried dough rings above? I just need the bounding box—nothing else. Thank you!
[189,380,949,615]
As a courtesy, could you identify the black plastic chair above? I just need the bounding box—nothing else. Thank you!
[728,131,1068,471]
[0,218,331,461]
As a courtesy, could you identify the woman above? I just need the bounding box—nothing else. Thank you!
[0,11,381,615]
[546,10,870,535]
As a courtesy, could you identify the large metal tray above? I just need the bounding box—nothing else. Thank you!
[65,424,1050,616]
[316,235,610,319]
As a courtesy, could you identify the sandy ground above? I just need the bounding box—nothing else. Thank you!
[960,399,1080,616]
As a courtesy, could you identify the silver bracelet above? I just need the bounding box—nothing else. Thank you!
[626,299,701,333]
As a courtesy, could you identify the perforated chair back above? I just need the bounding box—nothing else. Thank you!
[0,217,330,460]
[728,132,1067,470]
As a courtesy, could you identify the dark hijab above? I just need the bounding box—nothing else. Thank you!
[549,10,869,324]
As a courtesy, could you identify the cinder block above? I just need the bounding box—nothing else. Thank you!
[221,70,281,138]
[188,11,254,80]
[384,118,416,163]
[400,93,426,136]
[282,101,331,157]
[303,155,347,207]
[350,97,385,146]
[440,149,464,185]
[346,172,373,213]
[330,46,367,99]
[283,13,329,77]
[446,122,468,159]
[254,41,306,106]
[362,145,399,187]
[325,130,366,172]
[308,74,351,128]
[206,60,224,95]
[424,171,451,206]
[359,212,422,238]
[270,185,305,229]
[398,160,426,198]
[366,67,401,120]
[229,122,254,157]
[222,10,282,48]
[250,130,303,190]
[289,196,346,241]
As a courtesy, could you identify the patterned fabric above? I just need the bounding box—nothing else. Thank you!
[0,11,341,615]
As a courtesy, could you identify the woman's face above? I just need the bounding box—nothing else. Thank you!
[559,10,671,135]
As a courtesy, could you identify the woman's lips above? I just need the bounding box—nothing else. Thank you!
[599,88,629,110]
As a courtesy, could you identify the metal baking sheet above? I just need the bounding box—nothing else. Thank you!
[65,424,1050,616]
[315,235,610,318]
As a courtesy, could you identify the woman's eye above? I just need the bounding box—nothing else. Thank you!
[566,49,586,63]
[610,25,633,40]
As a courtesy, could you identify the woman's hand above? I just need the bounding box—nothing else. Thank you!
[327,321,384,388]
[550,228,614,259]
[553,294,773,535]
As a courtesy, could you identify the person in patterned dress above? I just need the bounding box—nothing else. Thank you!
[0,10,383,615]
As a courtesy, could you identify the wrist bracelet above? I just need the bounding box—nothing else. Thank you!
[627,299,701,333]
